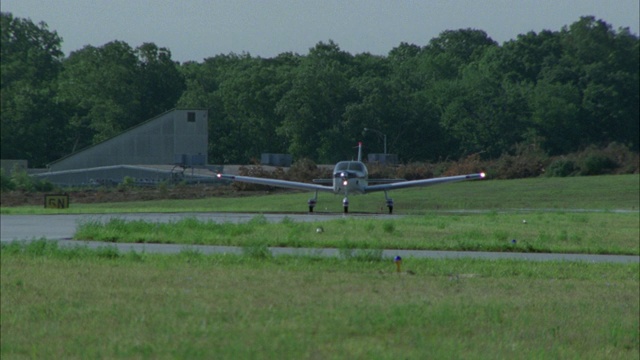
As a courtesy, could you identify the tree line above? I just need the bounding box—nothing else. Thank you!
[1,12,638,167]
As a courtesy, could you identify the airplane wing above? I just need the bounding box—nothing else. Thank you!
[216,174,335,193]
[364,173,485,193]
[367,178,406,184]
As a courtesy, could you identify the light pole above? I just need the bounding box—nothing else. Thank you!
[363,128,387,154]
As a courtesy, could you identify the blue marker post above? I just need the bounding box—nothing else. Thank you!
[394,256,402,273]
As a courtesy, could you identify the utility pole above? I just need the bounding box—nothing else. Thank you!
[363,127,387,154]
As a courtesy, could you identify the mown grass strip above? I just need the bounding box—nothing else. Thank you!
[74,212,640,255]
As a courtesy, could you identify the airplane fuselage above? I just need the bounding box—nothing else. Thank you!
[332,161,368,195]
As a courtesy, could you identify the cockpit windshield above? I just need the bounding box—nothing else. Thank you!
[334,161,367,173]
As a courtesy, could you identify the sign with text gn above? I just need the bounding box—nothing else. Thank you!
[44,194,69,209]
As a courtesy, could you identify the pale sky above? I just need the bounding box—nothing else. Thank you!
[2,0,638,63]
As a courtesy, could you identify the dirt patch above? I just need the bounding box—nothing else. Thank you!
[0,185,277,207]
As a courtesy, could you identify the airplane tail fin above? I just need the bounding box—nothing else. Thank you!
[357,142,362,162]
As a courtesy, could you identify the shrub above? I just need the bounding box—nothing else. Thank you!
[287,158,323,182]
[33,178,55,192]
[574,145,620,176]
[600,142,639,174]
[546,158,577,177]
[394,162,435,180]
[580,154,617,175]
[443,154,487,177]
[10,167,34,192]
[122,176,136,186]
[492,143,549,179]
[0,169,15,192]
[367,163,398,180]
[158,180,169,195]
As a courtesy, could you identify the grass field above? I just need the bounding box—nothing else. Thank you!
[1,241,638,359]
[1,175,638,358]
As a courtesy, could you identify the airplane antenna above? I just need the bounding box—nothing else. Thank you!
[357,142,362,162]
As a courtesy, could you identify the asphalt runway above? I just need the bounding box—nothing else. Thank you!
[1,213,638,264]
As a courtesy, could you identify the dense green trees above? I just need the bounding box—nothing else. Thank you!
[1,12,638,168]
[2,13,185,165]
[57,41,185,151]
[1,13,66,166]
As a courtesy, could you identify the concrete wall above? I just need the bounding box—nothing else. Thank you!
[48,109,208,172]
[31,165,219,186]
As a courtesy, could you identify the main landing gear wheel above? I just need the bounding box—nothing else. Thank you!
[385,192,394,215]
[308,192,318,213]
[343,197,349,214]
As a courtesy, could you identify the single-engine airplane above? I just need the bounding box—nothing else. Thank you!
[216,143,485,214]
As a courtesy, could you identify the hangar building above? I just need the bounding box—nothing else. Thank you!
[34,109,213,186]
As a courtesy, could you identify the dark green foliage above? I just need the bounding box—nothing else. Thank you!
[546,158,577,177]
[1,13,67,166]
[494,154,546,179]
[574,146,622,176]
[10,168,33,191]
[118,176,136,190]
[5,166,55,192]
[492,144,549,179]
[580,154,618,176]
[1,13,638,170]
[544,143,639,177]
[600,142,640,174]
[33,178,54,192]
[0,169,14,191]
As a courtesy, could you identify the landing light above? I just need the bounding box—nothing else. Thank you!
[343,180,349,186]
[480,172,486,178]
[216,173,222,178]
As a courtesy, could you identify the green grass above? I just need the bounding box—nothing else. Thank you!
[1,241,638,359]
[2,176,638,358]
[2,174,639,215]
[74,211,640,255]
